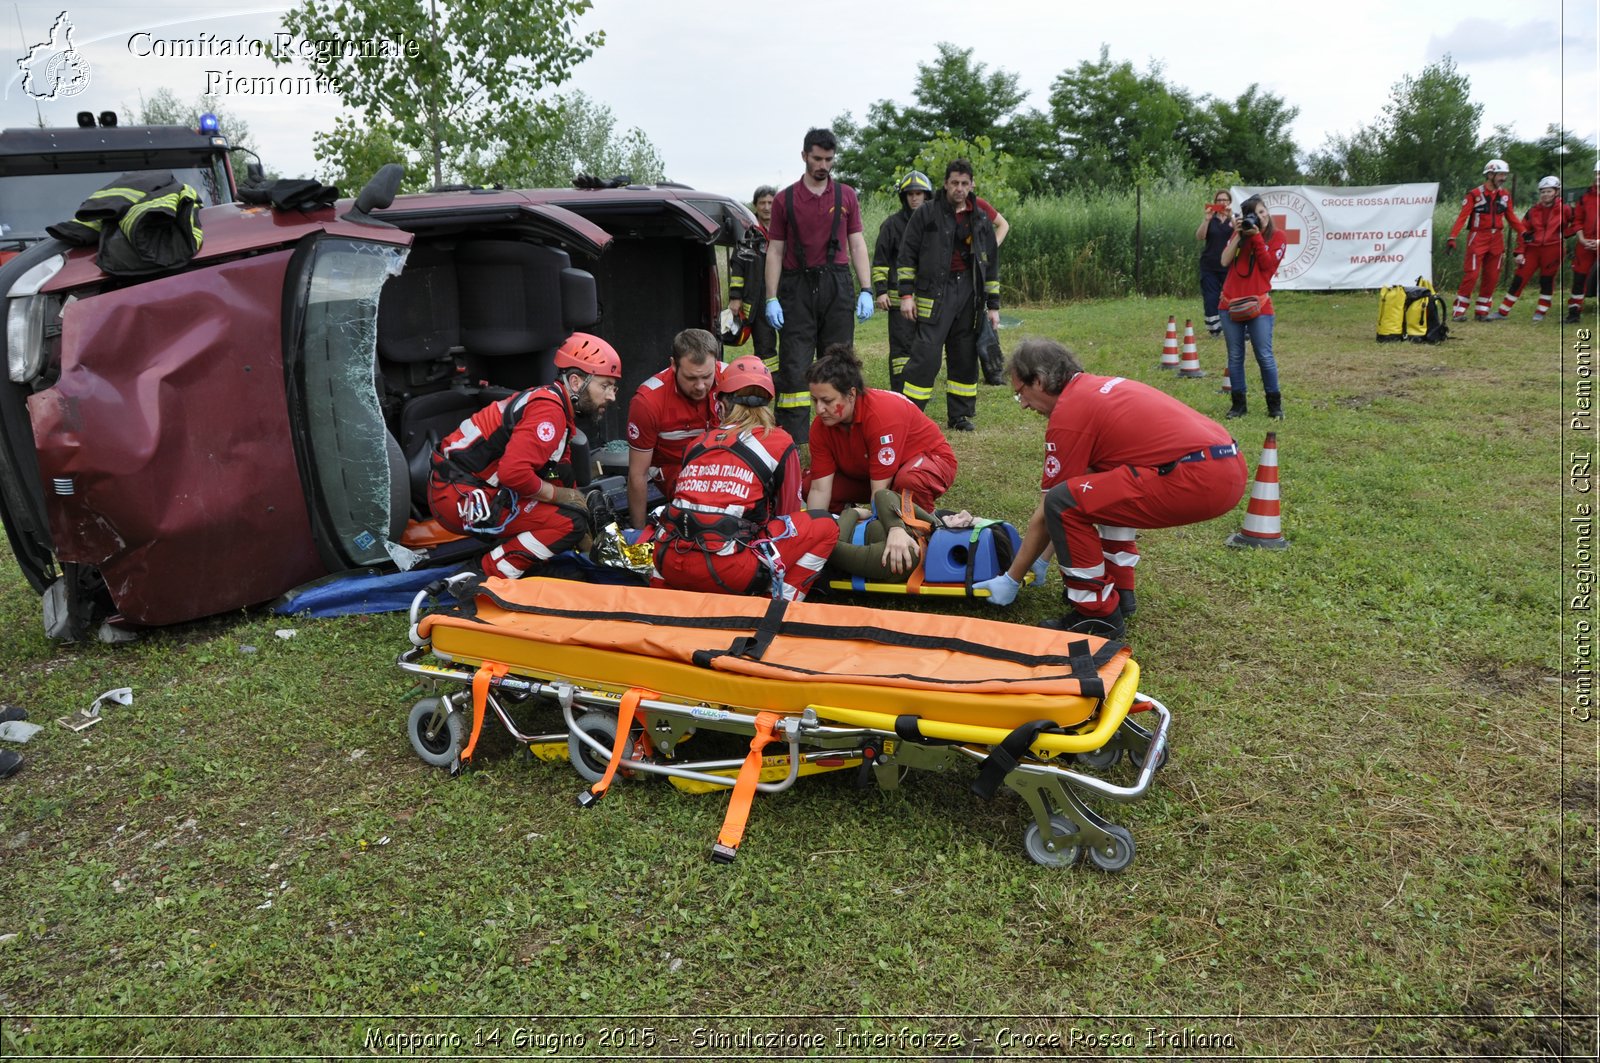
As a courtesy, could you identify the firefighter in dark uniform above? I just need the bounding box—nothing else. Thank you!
[872,170,932,393]
[763,127,875,444]
[728,185,777,370]
[896,158,1000,432]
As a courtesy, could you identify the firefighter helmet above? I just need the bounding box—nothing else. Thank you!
[718,307,751,348]
[896,170,933,204]
[1483,158,1510,175]
[1538,175,1562,191]
[553,332,621,377]
[718,355,774,403]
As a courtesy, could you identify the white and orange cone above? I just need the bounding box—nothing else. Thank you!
[1178,320,1205,377]
[1217,365,1232,394]
[1159,315,1179,370]
[1226,432,1288,549]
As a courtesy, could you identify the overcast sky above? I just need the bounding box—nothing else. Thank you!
[2,0,1595,199]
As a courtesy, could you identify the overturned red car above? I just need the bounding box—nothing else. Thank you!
[0,169,754,636]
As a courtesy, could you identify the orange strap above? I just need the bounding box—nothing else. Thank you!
[588,687,655,799]
[900,489,931,595]
[713,711,784,862]
[461,661,509,763]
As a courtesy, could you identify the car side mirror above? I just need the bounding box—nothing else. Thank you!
[356,164,405,214]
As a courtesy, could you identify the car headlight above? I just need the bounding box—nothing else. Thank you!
[5,254,65,384]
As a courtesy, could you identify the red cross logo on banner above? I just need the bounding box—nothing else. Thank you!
[1272,214,1301,246]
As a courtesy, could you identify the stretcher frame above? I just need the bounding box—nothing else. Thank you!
[397,581,1170,869]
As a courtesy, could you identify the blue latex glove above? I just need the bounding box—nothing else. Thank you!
[855,290,874,322]
[1031,555,1051,585]
[765,298,784,330]
[976,572,1021,606]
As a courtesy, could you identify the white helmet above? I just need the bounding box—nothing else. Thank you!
[1538,176,1561,191]
[1483,158,1510,175]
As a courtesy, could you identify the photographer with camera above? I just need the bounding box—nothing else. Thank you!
[1218,195,1287,420]
[1195,190,1234,337]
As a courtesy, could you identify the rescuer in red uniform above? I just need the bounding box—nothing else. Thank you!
[1494,176,1571,321]
[802,343,958,514]
[650,356,836,601]
[1568,162,1600,323]
[428,333,622,579]
[973,338,1248,639]
[1447,158,1526,321]
[624,328,722,527]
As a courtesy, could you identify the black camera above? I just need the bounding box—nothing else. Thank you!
[1241,211,1261,230]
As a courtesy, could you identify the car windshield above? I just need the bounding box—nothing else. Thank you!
[294,237,410,568]
[0,163,229,245]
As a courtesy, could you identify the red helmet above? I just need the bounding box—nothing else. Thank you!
[553,332,621,377]
[718,355,774,400]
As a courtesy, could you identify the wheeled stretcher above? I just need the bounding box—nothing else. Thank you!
[398,575,1170,869]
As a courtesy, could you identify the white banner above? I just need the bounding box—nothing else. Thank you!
[1229,183,1440,290]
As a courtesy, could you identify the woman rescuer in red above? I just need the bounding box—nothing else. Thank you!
[974,338,1248,639]
[648,356,836,601]
[802,343,958,514]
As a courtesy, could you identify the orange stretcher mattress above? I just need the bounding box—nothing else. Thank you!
[417,577,1130,732]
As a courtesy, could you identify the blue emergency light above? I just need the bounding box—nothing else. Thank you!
[198,113,219,134]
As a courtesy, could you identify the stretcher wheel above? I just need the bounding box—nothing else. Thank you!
[1085,824,1136,873]
[569,711,623,784]
[1022,815,1083,868]
[1128,742,1168,773]
[407,697,465,767]
[1076,744,1122,770]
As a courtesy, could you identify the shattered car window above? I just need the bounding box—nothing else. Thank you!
[297,240,409,567]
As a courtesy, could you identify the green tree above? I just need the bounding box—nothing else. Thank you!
[1480,123,1594,191]
[462,91,664,189]
[1190,84,1301,183]
[1302,56,1484,187]
[1304,126,1385,184]
[312,118,414,192]
[273,0,602,188]
[1048,46,1200,188]
[1376,55,1483,187]
[910,133,1026,215]
[834,43,1053,195]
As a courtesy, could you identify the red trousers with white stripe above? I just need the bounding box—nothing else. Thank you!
[805,451,957,514]
[651,513,837,600]
[1043,458,1248,618]
[1454,237,1506,317]
[429,480,589,579]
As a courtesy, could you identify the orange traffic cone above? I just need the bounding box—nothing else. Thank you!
[1217,364,1232,394]
[1178,320,1205,378]
[1159,316,1179,370]
[1226,433,1288,549]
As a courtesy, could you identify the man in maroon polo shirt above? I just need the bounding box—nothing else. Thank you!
[763,127,875,444]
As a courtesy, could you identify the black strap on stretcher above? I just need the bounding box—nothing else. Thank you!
[695,599,788,667]
[971,719,1066,800]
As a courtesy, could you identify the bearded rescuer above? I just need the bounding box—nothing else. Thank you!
[428,333,622,579]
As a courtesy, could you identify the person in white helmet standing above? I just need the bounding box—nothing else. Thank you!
[1568,162,1600,323]
[1446,159,1526,321]
[1494,176,1572,321]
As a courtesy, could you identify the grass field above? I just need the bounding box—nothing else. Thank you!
[0,294,1593,1059]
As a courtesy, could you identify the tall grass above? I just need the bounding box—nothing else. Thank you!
[861,182,1547,304]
